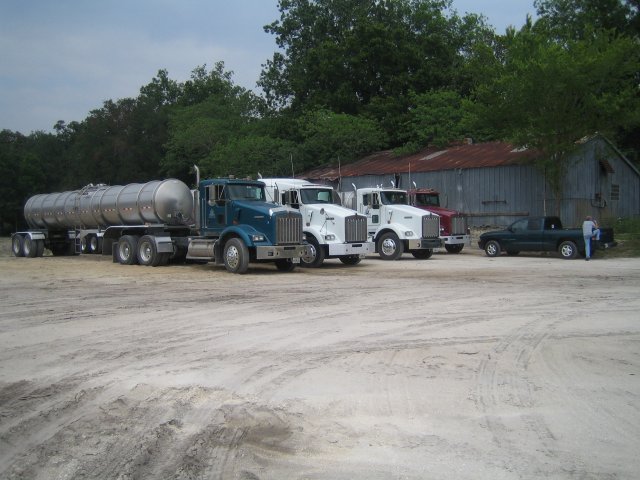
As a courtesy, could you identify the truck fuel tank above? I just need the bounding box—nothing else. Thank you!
[24,179,194,229]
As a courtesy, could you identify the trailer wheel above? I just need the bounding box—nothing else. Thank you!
[377,232,403,260]
[339,255,361,265]
[300,235,325,268]
[411,249,433,259]
[117,235,139,265]
[558,240,578,259]
[484,240,501,257]
[275,259,296,272]
[11,235,25,257]
[444,244,464,254]
[223,238,249,274]
[23,237,39,258]
[89,235,102,254]
[137,235,164,267]
[80,236,89,254]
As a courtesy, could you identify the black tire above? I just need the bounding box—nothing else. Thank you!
[377,232,404,260]
[12,235,25,257]
[300,235,325,268]
[80,236,89,254]
[558,240,578,259]
[275,259,296,272]
[137,235,163,267]
[117,235,139,265]
[484,240,501,257]
[444,244,464,254]
[88,235,102,254]
[23,237,38,258]
[411,249,433,259]
[339,255,362,265]
[223,237,249,274]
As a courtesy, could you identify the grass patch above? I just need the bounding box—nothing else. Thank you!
[600,217,640,258]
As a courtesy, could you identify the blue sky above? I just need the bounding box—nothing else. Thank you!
[0,0,536,134]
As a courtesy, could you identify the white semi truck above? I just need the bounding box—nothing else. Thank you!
[261,178,373,267]
[342,186,442,260]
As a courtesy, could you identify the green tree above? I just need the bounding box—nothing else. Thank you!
[470,21,640,209]
[534,0,640,39]
[397,89,466,152]
[162,64,266,183]
[0,130,51,232]
[260,0,492,145]
[296,108,387,171]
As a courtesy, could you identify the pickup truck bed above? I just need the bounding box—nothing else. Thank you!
[478,216,616,259]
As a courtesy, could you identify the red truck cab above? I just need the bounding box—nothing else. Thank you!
[408,188,470,253]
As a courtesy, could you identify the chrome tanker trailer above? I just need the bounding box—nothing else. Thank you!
[11,171,308,274]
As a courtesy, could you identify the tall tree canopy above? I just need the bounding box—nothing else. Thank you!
[259,0,492,144]
[468,14,640,207]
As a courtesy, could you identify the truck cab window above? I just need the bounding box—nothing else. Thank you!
[227,184,265,201]
[380,191,407,205]
[511,219,527,232]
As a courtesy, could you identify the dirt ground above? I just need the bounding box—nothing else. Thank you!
[0,238,639,480]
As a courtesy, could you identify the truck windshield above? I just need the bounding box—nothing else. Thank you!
[415,193,439,207]
[380,191,407,205]
[299,188,341,205]
[226,184,266,201]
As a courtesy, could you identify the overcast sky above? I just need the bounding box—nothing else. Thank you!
[0,0,536,134]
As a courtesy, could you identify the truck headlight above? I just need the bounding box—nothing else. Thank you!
[405,231,414,237]
[252,234,265,242]
[324,234,336,241]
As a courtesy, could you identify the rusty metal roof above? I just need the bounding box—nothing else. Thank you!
[302,141,540,181]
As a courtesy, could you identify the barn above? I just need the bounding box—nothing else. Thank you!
[302,134,640,228]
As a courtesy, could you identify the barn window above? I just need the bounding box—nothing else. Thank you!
[611,184,620,201]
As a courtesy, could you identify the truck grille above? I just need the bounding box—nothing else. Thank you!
[345,215,368,243]
[276,213,303,244]
[451,215,468,235]
[422,215,440,238]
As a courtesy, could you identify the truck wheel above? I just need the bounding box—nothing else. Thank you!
[339,255,361,265]
[275,259,296,272]
[444,244,464,254]
[301,235,325,268]
[117,235,139,265]
[23,237,38,258]
[87,234,102,254]
[558,240,578,259]
[137,235,163,267]
[80,236,89,254]
[223,238,249,274]
[11,235,25,257]
[411,249,433,259]
[484,240,501,257]
[377,232,404,260]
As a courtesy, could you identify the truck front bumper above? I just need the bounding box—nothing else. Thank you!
[441,234,471,246]
[407,238,442,249]
[328,241,375,257]
[255,244,309,261]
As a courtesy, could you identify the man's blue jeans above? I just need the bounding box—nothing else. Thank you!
[584,228,601,258]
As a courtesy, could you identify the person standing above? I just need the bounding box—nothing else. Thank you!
[582,216,601,261]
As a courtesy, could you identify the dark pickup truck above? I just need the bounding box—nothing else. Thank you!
[478,216,616,259]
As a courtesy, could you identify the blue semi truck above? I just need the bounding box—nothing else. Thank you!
[11,169,308,274]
